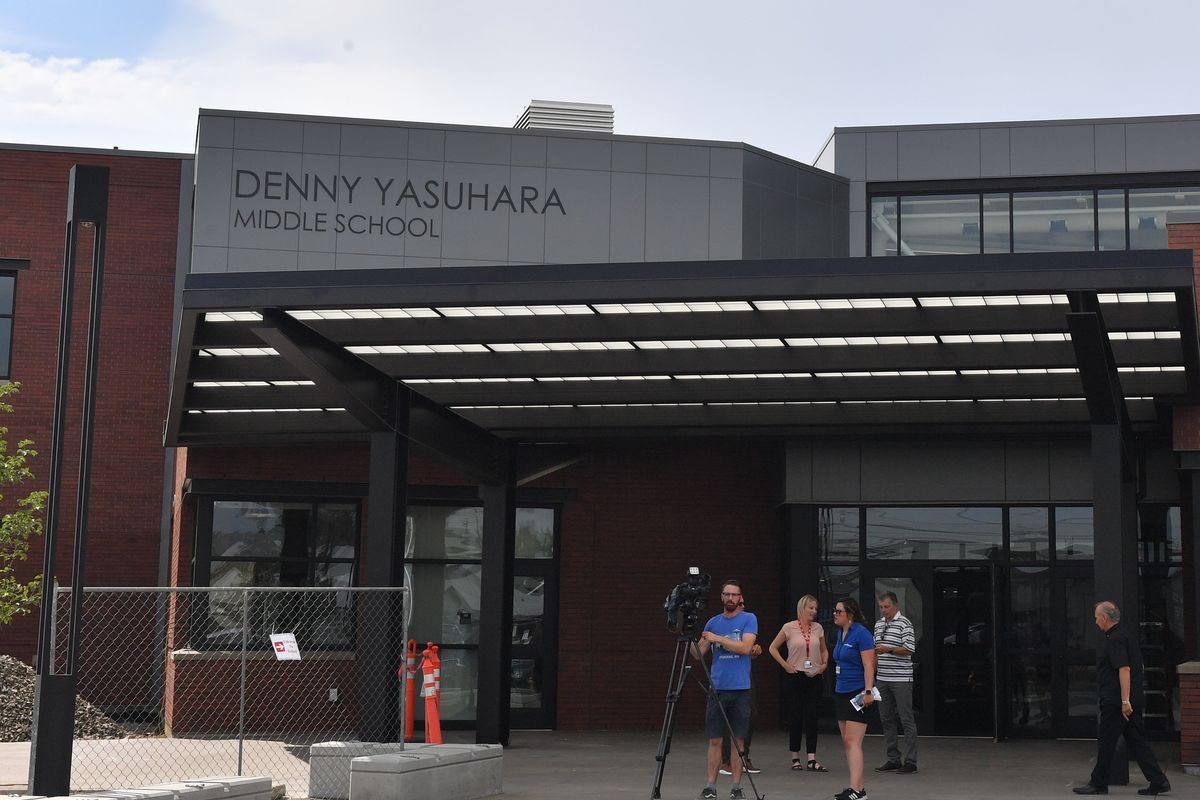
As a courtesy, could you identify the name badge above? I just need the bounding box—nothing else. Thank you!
[835,665,841,675]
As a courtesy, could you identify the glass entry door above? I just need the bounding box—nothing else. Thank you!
[864,564,996,736]
[1005,565,1095,738]
[931,566,995,735]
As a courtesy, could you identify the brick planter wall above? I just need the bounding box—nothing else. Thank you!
[1182,662,1200,774]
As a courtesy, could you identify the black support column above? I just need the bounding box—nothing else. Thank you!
[1068,298,1136,785]
[476,449,516,745]
[357,423,409,741]
[1067,299,1139,623]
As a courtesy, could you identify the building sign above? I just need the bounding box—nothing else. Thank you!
[230,169,566,241]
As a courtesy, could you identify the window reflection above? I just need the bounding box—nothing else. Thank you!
[899,194,981,255]
[405,505,483,559]
[982,193,1010,253]
[1139,564,1184,733]
[1097,189,1126,251]
[516,508,555,559]
[818,565,858,631]
[1055,507,1094,560]
[513,575,545,646]
[819,507,860,560]
[1009,507,1049,562]
[1013,191,1095,252]
[870,184,1200,256]
[405,563,482,644]
[1129,187,1200,249]
[870,197,901,256]
[1009,568,1052,731]
[866,507,1002,560]
[412,650,478,721]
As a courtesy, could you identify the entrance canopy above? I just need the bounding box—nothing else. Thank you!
[165,250,1200,445]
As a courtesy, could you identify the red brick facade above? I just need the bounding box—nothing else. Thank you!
[1182,665,1200,769]
[171,437,783,731]
[0,147,186,662]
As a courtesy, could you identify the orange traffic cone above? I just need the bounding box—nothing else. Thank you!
[421,642,443,744]
[404,639,419,742]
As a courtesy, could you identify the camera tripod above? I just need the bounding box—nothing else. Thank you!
[651,632,764,800]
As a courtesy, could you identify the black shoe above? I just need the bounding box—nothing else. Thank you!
[1073,786,1108,795]
[730,787,746,800]
[836,789,867,800]
[874,761,901,772]
[699,787,718,800]
[742,757,761,774]
[1137,783,1171,796]
[898,762,917,774]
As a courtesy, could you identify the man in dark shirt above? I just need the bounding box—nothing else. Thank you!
[1072,601,1171,796]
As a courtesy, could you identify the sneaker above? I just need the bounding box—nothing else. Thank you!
[1137,783,1171,796]
[730,787,746,800]
[742,757,761,774]
[835,789,868,800]
[718,763,732,776]
[699,787,718,800]
[874,761,901,772]
[898,762,917,774]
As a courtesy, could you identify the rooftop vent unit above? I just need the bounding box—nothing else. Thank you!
[514,100,614,133]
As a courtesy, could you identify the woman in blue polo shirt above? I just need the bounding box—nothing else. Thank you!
[831,597,876,800]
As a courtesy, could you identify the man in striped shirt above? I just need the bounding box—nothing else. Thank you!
[873,592,918,775]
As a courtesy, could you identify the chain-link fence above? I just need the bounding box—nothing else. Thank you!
[52,586,409,797]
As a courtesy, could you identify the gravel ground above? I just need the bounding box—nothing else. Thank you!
[0,655,127,741]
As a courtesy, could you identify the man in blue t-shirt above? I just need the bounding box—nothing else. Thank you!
[694,579,758,800]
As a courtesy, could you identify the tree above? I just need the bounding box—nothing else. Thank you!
[0,382,46,624]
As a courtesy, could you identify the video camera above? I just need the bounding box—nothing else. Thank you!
[663,566,711,638]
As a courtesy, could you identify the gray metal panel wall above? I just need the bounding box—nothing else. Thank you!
[783,436,1179,505]
[194,111,846,273]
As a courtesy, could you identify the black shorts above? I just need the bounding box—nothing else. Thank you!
[835,690,871,723]
[706,689,752,739]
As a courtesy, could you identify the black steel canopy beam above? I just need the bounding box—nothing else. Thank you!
[352,340,1184,379]
[1066,300,1133,431]
[180,250,1196,311]
[179,339,1187,383]
[181,372,1186,410]
[454,399,1145,431]
[189,303,1181,350]
[250,307,399,430]
[248,307,509,485]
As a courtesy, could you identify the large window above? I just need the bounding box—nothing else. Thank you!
[196,498,360,649]
[869,185,1200,256]
[0,273,15,379]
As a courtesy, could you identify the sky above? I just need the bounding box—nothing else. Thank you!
[1,0,1199,165]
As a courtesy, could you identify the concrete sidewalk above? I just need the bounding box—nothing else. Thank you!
[2,730,1196,799]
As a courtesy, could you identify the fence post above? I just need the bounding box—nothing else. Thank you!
[48,584,61,672]
[238,588,249,776]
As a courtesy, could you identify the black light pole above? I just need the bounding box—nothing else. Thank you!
[28,165,109,796]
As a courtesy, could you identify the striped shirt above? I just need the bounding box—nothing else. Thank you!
[873,612,915,681]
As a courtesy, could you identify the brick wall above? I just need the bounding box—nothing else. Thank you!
[174,437,784,731]
[0,147,185,663]
[1182,664,1200,770]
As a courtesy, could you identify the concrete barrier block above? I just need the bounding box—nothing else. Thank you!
[349,744,502,800]
[309,742,408,800]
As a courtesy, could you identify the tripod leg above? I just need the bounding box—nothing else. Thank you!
[651,637,694,799]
